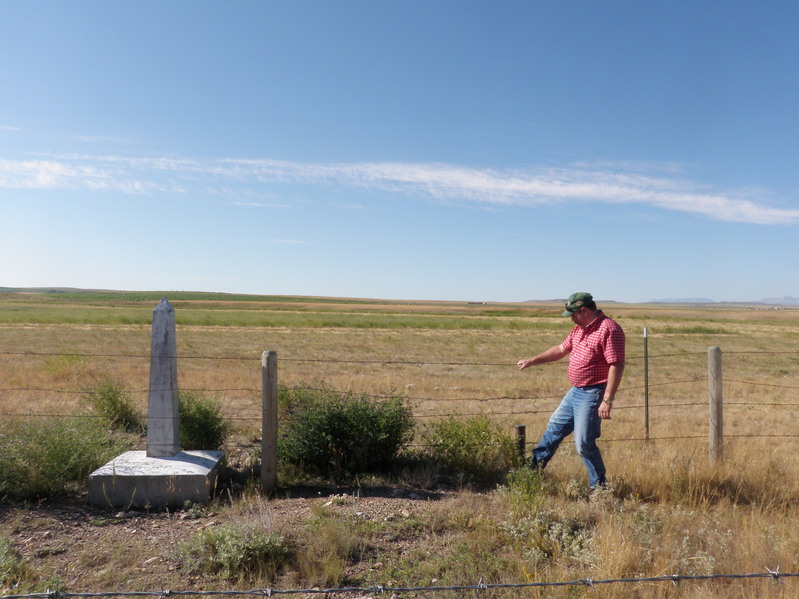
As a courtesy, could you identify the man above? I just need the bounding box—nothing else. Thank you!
[517,292,625,490]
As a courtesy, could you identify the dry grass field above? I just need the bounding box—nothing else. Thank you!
[1,290,798,598]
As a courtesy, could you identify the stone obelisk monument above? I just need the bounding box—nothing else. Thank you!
[89,298,224,508]
[147,298,180,457]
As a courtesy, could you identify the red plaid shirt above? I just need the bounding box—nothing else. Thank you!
[561,311,625,387]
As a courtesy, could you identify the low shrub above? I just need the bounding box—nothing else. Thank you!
[83,378,144,433]
[278,386,414,477]
[180,524,292,582]
[420,414,521,485]
[502,466,547,515]
[498,509,596,567]
[179,390,231,450]
[84,379,230,450]
[0,416,132,499]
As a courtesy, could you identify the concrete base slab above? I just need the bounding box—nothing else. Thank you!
[88,450,224,509]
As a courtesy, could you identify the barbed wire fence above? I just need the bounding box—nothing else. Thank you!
[1,348,799,451]
[2,346,799,598]
[1,569,799,599]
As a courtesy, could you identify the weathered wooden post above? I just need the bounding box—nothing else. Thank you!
[261,350,278,494]
[515,424,526,463]
[147,298,180,457]
[644,327,650,442]
[708,346,723,463]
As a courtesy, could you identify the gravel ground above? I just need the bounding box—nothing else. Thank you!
[0,486,456,595]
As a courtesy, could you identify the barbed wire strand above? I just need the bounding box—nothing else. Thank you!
[1,570,796,599]
[6,349,796,364]
[4,372,797,405]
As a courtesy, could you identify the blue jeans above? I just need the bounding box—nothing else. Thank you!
[532,384,606,488]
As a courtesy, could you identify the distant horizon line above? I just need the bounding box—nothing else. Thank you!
[1,286,797,307]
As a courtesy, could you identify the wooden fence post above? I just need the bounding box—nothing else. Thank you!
[515,424,526,463]
[708,346,723,463]
[643,326,650,442]
[261,350,278,494]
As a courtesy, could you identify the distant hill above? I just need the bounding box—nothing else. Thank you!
[757,296,799,306]
[0,286,104,293]
[649,296,799,306]
[647,298,717,304]
[2,287,797,306]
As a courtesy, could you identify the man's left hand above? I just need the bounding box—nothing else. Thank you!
[598,400,612,420]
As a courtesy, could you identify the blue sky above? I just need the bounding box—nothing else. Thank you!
[2,1,798,303]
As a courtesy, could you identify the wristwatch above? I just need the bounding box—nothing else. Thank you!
[602,397,613,405]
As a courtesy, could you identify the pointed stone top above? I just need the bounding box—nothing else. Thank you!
[155,297,173,312]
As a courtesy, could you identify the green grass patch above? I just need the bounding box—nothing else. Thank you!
[0,416,133,500]
[1,535,32,593]
[0,290,566,330]
[179,525,292,582]
[84,378,145,434]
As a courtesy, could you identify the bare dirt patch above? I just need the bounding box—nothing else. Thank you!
[1,485,454,594]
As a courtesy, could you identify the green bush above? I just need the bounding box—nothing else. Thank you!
[83,380,231,449]
[0,416,132,500]
[420,414,521,485]
[502,466,547,515]
[83,378,144,433]
[180,524,292,581]
[278,387,414,477]
[179,390,231,450]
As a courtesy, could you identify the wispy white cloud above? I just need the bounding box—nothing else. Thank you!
[0,157,169,194]
[231,201,294,209]
[1,154,797,226]
[229,237,310,245]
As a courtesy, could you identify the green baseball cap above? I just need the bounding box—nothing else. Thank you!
[562,292,594,317]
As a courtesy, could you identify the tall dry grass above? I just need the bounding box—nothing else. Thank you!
[1,292,798,596]
[1,295,797,460]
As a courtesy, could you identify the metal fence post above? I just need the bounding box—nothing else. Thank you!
[261,350,278,494]
[708,346,723,463]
